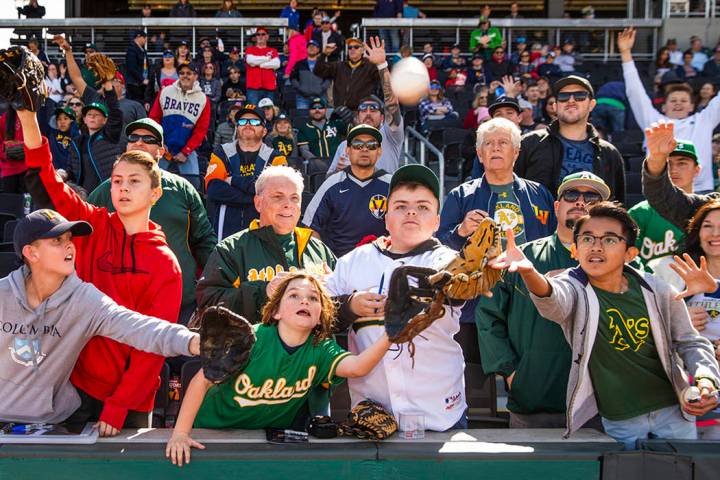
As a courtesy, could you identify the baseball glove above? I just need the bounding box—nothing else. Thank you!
[338,399,397,440]
[431,217,503,300]
[0,46,46,112]
[197,305,256,384]
[85,52,117,83]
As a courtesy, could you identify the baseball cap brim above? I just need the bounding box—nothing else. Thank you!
[234,107,265,125]
[81,104,108,117]
[14,219,93,257]
[489,99,521,116]
[347,125,383,144]
[557,176,611,200]
[125,118,164,145]
[389,164,440,200]
[553,75,594,96]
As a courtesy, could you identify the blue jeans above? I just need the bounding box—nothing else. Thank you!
[601,405,696,450]
[296,95,312,110]
[379,28,400,53]
[591,103,625,135]
[246,89,274,107]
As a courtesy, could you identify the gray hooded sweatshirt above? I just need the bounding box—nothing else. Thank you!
[0,266,195,424]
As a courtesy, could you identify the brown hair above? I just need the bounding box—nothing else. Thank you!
[664,83,694,102]
[113,150,162,189]
[388,181,440,213]
[572,201,639,247]
[684,199,720,261]
[261,272,336,343]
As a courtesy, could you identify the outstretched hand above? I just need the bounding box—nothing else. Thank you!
[500,75,520,98]
[53,35,71,52]
[645,121,677,158]
[364,36,387,66]
[617,27,636,53]
[670,254,718,300]
[488,228,533,273]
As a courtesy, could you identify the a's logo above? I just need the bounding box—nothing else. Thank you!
[9,337,46,367]
[369,194,387,220]
[494,202,524,237]
[606,308,649,352]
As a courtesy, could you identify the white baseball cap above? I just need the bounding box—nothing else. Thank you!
[258,98,275,109]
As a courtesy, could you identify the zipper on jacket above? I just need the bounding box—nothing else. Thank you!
[564,284,591,439]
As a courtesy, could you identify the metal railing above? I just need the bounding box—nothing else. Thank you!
[360,18,663,60]
[0,18,289,60]
[663,0,717,17]
[403,126,446,204]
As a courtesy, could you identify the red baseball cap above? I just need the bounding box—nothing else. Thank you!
[114,71,125,84]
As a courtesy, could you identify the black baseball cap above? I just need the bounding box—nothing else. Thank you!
[489,96,521,116]
[346,123,382,144]
[125,118,164,145]
[177,63,196,74]
[389,164,440,200]
[234,104,265,125]
[14,209,92,258]
[357,94,384,111]
[310,97,327,109]
[553,75,594,96]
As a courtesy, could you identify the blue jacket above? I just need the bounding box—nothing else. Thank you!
[438,174,557,323]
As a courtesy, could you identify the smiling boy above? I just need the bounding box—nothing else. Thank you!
[492,202,720,448]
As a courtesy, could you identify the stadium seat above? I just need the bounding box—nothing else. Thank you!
[180,358,202,402]
[0,242,14,253]
[625,193,645,209]
[626,172,642,194]
[152,362,171,427]
[0,252,20,277]
[0,213,14,241]
[442,128,473,178]
[301,191,314,215]
[3,220,17,243]
[0,193,25,218]
[625,156,645,173]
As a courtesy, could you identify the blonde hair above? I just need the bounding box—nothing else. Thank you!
[113,150,162,189]
[261,272,336,343]
[271,117,294,140]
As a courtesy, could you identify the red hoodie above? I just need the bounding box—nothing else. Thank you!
[25,138,183,429]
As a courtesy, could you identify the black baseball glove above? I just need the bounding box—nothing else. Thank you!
[197,305,256,384]
[0,46,46,112]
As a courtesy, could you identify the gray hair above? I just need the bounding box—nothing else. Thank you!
[475,117,522,149]
[255,165,304,196]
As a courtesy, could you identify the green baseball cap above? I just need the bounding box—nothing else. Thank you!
[671,139,698,163]
[81,102,108,118]
[125,118,164,145]
[54,106,76,123]
[389,164,440,200]
[346,123,383,144]
[557,171,611,200]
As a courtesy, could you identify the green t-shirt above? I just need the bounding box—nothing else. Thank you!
[272,136,295,157]
[195,323,351,429]
[628,200,684,267]
[490,183,527,246]
[589,274,678,421]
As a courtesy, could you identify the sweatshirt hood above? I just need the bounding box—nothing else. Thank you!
[104,214,169,274]
[8,265,84,315]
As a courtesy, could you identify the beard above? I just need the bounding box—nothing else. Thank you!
[565,218,577,230]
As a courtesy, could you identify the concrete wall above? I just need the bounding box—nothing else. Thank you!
[661,18,720,50]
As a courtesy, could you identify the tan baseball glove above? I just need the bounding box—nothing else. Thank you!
[86,52,117,83]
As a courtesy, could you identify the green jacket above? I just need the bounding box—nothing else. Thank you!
[476,233,574,414]
[297,119,346,159]
[196,220,336,323]
[469,27,503,52]
[88,170,217,308]
[628,200,684,268]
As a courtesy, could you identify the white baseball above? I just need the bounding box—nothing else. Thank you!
[390,57,430,106]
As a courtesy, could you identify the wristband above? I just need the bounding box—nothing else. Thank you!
[376,61,388,71]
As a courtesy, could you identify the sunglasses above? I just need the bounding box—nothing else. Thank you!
[348,45,363,50]
[310,105,325,110]
[127,133,161,145]
[256,32,268,36]
[557,91,590,102]
[350,139,380,151]
[237,118,263,126]
[68,101,82,107]
[358,103,380,112]
[560,189,602,204]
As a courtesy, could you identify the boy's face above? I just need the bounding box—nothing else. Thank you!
[83,109,106,131]
[23,231,76,277]
[274,277,322,331]
[668,155,700,191]
[573,217,637,280]
[56,113,73,133]
[662,91,693,119]
[385,185,440,249]
[110,161,162,217]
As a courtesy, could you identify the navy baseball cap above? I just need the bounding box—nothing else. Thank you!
[308,39,320,48]
[489,96,521,116]
[234,104,265,125]
[14,209,92,258]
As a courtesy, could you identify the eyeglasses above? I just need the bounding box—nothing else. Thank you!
[68,101,82,107]
[237,118,263,126]
[127,133,161,145]
[557,91,590,102]
[560,189,602,204]
[350,139,380,151]
[348,45,363,50]
[358,102,380,112]
[575,233,627,249]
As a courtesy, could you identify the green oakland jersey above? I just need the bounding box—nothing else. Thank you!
[195,324,351,429]
[628,200,684,267]
[589,274,677,421]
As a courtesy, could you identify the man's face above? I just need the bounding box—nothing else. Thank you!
[348,134,382,170]
[142,6,151,16]
[24,232,77,277]
[347,42,364,62]
[385,185,440,249]
[357,101,383,127]
[178,45,189,56]
[83,109,107,131]
[200,39,210,49]
[56,113,73,133]
[126,128,165,159]
[229,51,239,61]
[290,0,298,8]
[178,67,196,90]
[236,113,266,142]
[556,85,595,126]
[307,44,319,57]
[714,48,720,61]
[691,39,702,51]
[667,155,700,190]
[537,79,549,95]
[555,186,603,230]
[137,36,147,47]
[255,31,268,46]
[662,91,694,119]
[451,47,461,57]
[254,177,302,235]
[423,43,433,54]
[477,129,518,178]
[309,105,326,120]
[511,3,519,14]
[492,107,521,126]
[526,86,540,102]
[573,217,637,280]
[321,21,331,32]
[67,97,83,117]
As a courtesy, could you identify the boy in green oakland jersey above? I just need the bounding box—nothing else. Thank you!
[166,273,391,467]
[629,140,700,270]
[491,201,720,449]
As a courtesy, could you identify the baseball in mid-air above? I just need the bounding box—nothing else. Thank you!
[390,57,430,106]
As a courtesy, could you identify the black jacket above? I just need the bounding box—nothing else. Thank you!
[311,30,344,62]
[314,56,379,110]
[515,121,626,204]
[125,42,148,86]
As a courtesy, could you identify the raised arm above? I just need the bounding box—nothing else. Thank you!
[618,28,663,128]
[53,35,88,97]
[365,36,401,128]
[335,333,391,377]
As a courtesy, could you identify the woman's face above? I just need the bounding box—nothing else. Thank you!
[699,209,720,259]
[700,83,715,100]
[659,49,669,61]
[163,56,175,67]
[47,64,57,78]
[277,119,291,135]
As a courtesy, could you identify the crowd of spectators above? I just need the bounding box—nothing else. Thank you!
[1,0,720,454]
